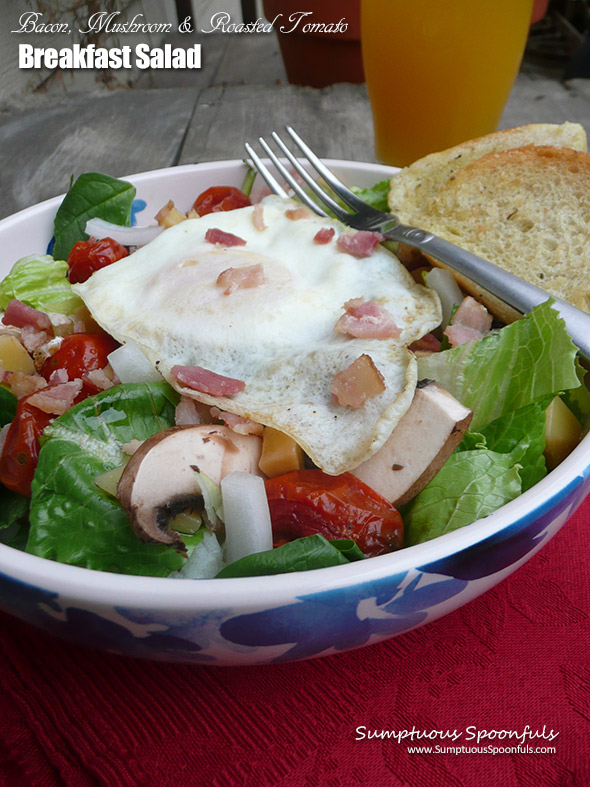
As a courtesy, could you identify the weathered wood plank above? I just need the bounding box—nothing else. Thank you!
[0,87,199,219]
[501,71,590,129]
[179,83,377,164]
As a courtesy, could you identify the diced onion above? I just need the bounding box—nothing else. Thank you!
[172,531,225,579]
[423,268,464,329]
[107,341,163,384]
[221,472,273,564]
[85,218,163,246]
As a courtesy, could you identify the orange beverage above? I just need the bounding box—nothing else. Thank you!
[361,0,534,166]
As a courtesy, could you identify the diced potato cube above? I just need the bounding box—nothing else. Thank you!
[545,396,582,470]
[0,334,35,374]
[155,200,187,228]
[259,427,304,477]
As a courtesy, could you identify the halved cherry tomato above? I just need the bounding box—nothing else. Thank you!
[40,333,119,383]
[192,186,251,216]
[0,396,53,496]
[265,469,403,558]
[67,237,129,284]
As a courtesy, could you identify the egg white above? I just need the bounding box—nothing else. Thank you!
[74,196,441,473]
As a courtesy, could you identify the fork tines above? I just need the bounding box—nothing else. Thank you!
[245,127,362,221]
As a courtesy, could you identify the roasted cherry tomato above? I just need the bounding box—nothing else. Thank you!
[265,469,403,557]
[40,333,119,383]
[0,378,101,497]
[0,395,53,496]
[67,237,129,284]
[192,186,251,216]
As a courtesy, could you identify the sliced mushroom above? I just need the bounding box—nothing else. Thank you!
[117,425,263,549]
[351,382,472,506]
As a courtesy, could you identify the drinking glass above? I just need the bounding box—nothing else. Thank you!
[361,0,535,166]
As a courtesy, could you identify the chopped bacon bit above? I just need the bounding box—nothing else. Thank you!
[335,298,401,340]
[443,295,493,347]
[171,365,246,397]
[313,227,335,245]
[216,263,265,296]
[155,200,186,228]
[409,333,441,356]
[205,228,247,247]
[453,296,493,333]
[2,369,47,399]
[210,407,263,436]
[83,368,115,391]
[175,396,203,426]
[285,207,312,221]
[31,337,62,371]
[336,230,384,258]
[27,380,83,415]
[329,354,386,408]
[444,324,486,347]
[3,300,52,332]
[48,369,69,385]
[20,326,53,354]
[252,203,267,232]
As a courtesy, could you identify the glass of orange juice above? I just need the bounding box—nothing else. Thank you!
[361,0,534,166]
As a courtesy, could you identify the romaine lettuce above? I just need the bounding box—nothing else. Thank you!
[27,382,185,576]
[0,255,83,315]
[417,301,580,429]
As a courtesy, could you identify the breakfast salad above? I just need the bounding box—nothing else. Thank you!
[1,132,589,579]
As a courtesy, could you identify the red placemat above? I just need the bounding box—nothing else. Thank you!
[0,499,588,787]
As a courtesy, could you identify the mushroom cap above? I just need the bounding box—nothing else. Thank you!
[117,425,263,549]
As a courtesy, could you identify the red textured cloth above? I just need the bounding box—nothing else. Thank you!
[0,502,588,787]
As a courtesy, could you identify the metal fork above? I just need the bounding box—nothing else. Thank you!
[245,126,590,359]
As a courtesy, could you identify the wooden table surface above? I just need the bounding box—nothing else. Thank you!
[2,31,590,220]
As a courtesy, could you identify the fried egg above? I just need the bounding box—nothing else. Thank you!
[74,196,441,474]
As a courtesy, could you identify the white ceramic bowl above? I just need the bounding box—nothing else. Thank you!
[0,160,589,665]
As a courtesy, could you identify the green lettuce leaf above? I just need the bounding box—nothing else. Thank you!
[0,387,17,426]
[403,450,522,546]
[417,301,580,429]
[0,254,83,315]
[351,178,391,212]
[216,534,357,578]
[53,172,135,261]
[27,382,185,576]
[0,488,28,532]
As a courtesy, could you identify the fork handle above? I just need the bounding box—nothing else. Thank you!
[385,224,590,360]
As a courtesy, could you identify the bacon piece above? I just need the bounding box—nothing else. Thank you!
[171,365,246,397]
[444,324,486,347]
[210,407,263,436]
[205,228,247,247]
[453,296,493,333]
[252,203,267,232]
[48,369,69,385]
[313,227,335,245]
[83,368,115,391]
[409,333,441,356]
[336,230,384,258]
[155,200,186,228]
[20,326,53,355]
[329,354,385,408]
[3,300,52,332]
[285,207,312,221]
[443,295,493,347]
[335,298,401,340]
[216,263,265,296]
[2,369,47,399]
[27,380,83,416]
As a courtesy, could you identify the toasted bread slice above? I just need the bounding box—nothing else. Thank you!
[394,145,590,320]
[388,122,587,220]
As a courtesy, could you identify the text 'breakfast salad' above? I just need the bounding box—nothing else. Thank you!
[0,170,587,578]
